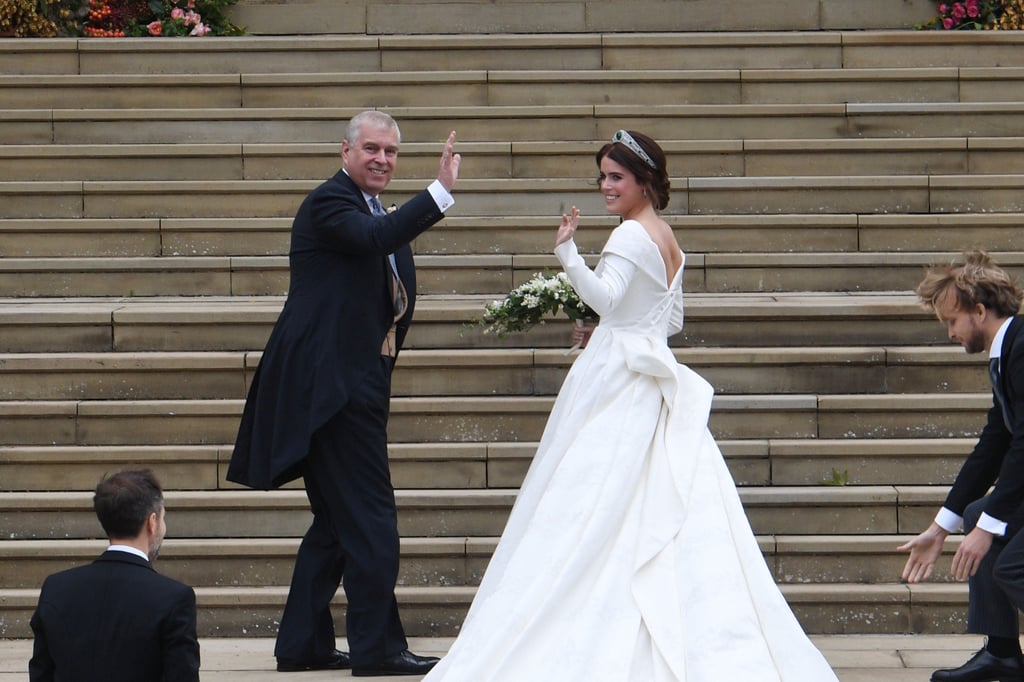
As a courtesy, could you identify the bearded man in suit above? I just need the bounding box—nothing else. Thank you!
[900,250,1024,682]
[227,110,460,677]
[29,468,200,682]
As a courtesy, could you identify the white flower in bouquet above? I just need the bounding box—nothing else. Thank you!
[476,272,598,337]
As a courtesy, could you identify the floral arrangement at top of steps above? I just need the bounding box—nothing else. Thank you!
[0,0,243,37]
[919,0,1024,29]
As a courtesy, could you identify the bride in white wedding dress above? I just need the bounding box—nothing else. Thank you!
[423,130,840,681]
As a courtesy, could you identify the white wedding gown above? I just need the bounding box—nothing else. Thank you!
[423,220,840,681]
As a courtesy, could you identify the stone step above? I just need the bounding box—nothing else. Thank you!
[11,137,1024,182]
[4,213,1022,259]
[13,31,1024,78]
[9,67,1024,111]
[8,174,1024,219]
[0,346,989,401]
[0,293,946,352]
[13,102,1024,147]
[0,436,973,493]
[151,1,936,36]
[0,581,971,638]
[2,251,1021,296]
[0,486,946,540]
[0,392,992,448]
[0,534,960,590]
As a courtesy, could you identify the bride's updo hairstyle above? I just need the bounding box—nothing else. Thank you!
[597,129,671,211]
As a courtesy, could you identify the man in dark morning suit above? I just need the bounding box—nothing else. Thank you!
[226,110,460,677]
[900,250,1024,682]
[29,468,200,682]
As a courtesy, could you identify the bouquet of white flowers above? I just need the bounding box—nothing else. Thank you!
[476,272,598,337]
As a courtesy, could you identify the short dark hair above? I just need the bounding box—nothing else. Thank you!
[917,250,1023,318]
[93,469,164,540]
[596,130,671,210]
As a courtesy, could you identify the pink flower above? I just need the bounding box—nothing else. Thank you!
[187,0,195,8]
[147,20,162,35]
[189,22,211,36]
[938,3,948,12]
[951,2,966,19]
[965,0,979,16]
[170,7,184,19]
[184,10,201,26]
[942,16,955,28]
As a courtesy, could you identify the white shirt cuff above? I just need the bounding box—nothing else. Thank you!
[978,512,1008,537]
[934,507,963,533]
[427,180,454,212]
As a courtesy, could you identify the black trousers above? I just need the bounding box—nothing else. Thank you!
[965,497,1024,638]
[274,357,407,666]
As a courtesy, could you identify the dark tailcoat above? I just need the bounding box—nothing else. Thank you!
[941,315,1024,637]
[944,315,1024,533]
[227,169,443,490]
[29,550,200,682]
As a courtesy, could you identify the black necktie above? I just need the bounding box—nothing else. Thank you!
[990,356,1013,432]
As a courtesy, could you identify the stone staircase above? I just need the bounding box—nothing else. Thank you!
[4,21,1024,640]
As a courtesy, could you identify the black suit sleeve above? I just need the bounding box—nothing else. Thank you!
[981,328,1024,524]
[161,585,200,682]
[944,319,1024,526]
[310,178,443,256]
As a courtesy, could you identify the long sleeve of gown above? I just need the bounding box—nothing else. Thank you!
[554,239,636,317]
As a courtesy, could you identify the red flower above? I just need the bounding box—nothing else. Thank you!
[146,20,162,35]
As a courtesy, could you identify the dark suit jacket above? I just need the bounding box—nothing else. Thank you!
[944,315,1024,534]
[29,549,200,682]
[227,169,444,489]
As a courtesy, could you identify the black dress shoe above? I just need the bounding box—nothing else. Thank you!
[276,648,351,672]
[352,649,440,677]
[931,648,1024,682]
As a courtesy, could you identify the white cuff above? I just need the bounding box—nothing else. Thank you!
[978,512,1008,537]
[427,180,454,212]
[934,507,963,533]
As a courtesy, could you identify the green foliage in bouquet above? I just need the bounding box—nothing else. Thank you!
[477,272,598,338]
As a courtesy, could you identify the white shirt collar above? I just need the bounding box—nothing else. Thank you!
[340,168,378,209]
[990,317,1014,360]
[106,544,149,561]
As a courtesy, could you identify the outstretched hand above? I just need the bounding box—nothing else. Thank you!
[437,130,461,191]
[556,206,580,247]
[897,523,948,583]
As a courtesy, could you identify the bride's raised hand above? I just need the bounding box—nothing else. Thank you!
[555,206,580,247]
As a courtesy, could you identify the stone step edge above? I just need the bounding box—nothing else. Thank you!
[14,66,1024,85]
[0,251,1020,272]
[4,212,1024,230]
[0,582,967,608]
[10,31,1024,58]
[0,345,988,370]
[0,534,962,559]
[0,393,999,414]
[0,437,977,463]
[0,486,956,510]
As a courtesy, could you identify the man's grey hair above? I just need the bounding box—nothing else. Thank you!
[345,110,401,145]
